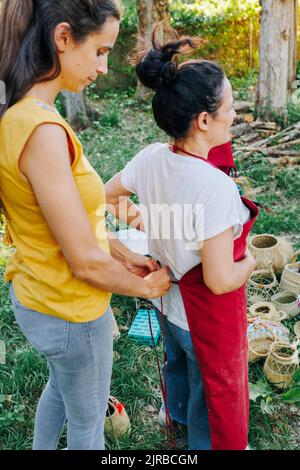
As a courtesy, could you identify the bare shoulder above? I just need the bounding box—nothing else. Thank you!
[19,123,71,180]
[23,123,69,154]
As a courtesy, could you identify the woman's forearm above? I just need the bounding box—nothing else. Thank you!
[227,256,256,292]
[74,248,149,298]
[107,231,138,268]
[211,255,256,295]
[74,245,170,299]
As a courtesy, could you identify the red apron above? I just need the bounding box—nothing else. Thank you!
[208,142,236,176]
[177,197,259,450]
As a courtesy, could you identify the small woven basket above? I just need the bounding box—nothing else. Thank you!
[248,321,276,363]
[248,301,286,322]
[105,396,131,439]
[247,268,280,304]
[249,234,294,274]
[253,319,290,343]
[263,342,299,389]
[271,291,300,319]
[279,261,300,296]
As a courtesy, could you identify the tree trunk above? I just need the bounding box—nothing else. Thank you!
[136,0,170,101]
[62,91,90,131]
[256,0,295,120]
[288,0,298,92]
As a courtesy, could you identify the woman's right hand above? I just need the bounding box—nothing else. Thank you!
[143,266,172,299]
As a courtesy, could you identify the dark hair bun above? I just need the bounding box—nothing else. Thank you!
[133,26,201,92]
[159,61,177,88]
[132,25,226,140]
[135,48,178,91]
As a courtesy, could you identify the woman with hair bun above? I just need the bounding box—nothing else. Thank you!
[0,1,171,450]
[106,27,259,450]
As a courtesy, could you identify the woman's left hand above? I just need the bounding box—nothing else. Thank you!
[125,254,160,278]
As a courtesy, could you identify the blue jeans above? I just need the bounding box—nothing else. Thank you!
[9,282,113,450]
[156,310,211,450]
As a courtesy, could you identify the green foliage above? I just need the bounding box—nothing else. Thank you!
[249,379,272,403]
[120,0,138,30]
[280,370,300,404]
[99,110,119,128]
[275,168,300,200]
[288,83,300,125]
[249,368,300,409]
[236,154,300,235]
[170,0,260,28]
[97,0,261,93]
[54,94,66,118]
[280,387,300,404]
[0,402,26,430]
[230,70,258,101]
[121,0,260,30]
[116,0,261,80]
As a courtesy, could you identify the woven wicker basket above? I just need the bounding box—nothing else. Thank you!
[294,321,300,339]
[249,234,294,274]
[105,396,131,439]
[271,291,300,319]
[254,319,290,343]
[279,262,300,296]
[248,301,286,322]
[247,268,280,304]
[247,319,290,364]
[247,321,276,363]
[263,342,299,389]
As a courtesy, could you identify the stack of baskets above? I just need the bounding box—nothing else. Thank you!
[247,234,300,388]
[247,234,300,315]
[247,317,290,364]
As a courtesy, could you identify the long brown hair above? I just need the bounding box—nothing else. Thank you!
[0,0,120,118]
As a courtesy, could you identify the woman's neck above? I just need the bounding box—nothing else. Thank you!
[25,79,62,107]
[173,137,210,159]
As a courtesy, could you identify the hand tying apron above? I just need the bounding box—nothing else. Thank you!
[169,144,259,450]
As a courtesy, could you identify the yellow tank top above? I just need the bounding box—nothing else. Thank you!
[0,96,111,322]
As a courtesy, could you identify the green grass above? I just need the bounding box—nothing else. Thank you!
[1,83,300,450]
[235,155,300,236]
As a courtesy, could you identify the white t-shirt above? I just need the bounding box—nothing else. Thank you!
[121,142,250,330]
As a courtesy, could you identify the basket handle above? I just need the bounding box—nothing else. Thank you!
[291,249,300,263]
[266,260,275,272]
[107,396,125,415]
[278,310,287,321]
[293,337,300,347]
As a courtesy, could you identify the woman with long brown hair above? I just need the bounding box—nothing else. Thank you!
[0,0,171,450]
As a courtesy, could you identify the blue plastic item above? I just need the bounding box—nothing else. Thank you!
[236,184,245,196]
[128,308,161,346]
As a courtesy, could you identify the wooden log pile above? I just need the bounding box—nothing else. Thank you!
[231,102,300,167]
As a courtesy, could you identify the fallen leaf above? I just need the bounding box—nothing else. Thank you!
[244,113,254,123]
[144,404,156,413]
[113,351,121,361]
[119,325,129,332]
[112,307,122,317]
